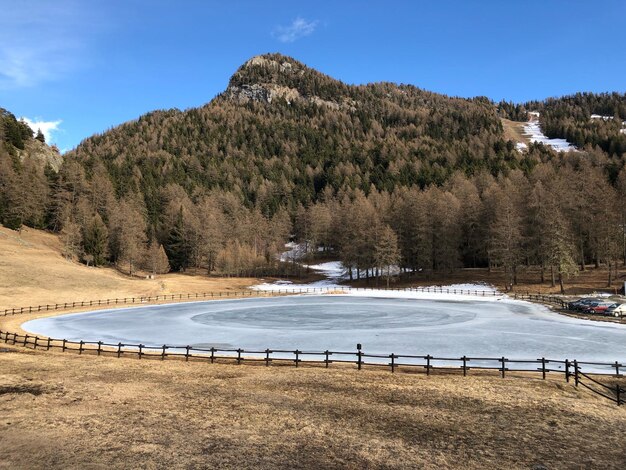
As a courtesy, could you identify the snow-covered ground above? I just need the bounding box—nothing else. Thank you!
[523,116,576,152]
[279,241,307,262]
[257,249,498,301]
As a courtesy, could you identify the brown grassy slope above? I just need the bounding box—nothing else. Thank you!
[0,226,257,309]
[1,344,625,470]
[501,118,529,145]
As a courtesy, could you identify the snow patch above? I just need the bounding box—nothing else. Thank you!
[259,247,501,300]
[523,119,576,152]
[269,244,501,300]
[591,114,614,120]
[279,242,307,262]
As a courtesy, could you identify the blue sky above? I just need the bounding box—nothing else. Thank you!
[1,0,624,152]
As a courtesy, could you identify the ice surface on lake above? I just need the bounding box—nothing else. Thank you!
[23,296,626,367]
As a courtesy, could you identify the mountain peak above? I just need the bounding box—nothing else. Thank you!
[239,53,301,72]
[224,53,351,108]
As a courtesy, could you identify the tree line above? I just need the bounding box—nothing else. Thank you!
[294,154,626,292]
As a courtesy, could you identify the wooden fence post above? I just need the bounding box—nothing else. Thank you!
[97,341,102,356]
[295,350,300,368]
[426,355,431,376]
[138,344,143,359]
[117,342,122,358]
[462,356,467,376]
[574,360,579,386]
[185,346,190,362]
[541,357,546,379]
[390,353,396,373]
[211,347,216,364]
[565,359,570,382]
[324,350,330,368]
[614,361,621,377]
[265,349,270,366]
[79,340,84,355]
[161,345,167,360]
[500,357,506,378]
[236,348,241,365]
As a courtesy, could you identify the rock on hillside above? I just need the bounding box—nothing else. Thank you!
[224,53,355,110]
[18,138,63,172]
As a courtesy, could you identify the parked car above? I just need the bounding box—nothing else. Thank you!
[568,298,603,311]
[606,303,626,317]
[583,302,614,315]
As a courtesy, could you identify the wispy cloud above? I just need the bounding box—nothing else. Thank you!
[20,117,63,144]
[0,1,100,89]
[273,17,318,43]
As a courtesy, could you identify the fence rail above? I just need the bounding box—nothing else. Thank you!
[1,329,623,406]
[0,286,501,316]
[513,293,567,308]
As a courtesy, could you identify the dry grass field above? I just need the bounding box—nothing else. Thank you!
[2,226,626,468]
[0,226,257,309]
[1,343,626,470]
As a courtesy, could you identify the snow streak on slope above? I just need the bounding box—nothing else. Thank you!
[523,114,576,152]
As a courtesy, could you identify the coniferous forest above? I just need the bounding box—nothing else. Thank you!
[1,54,625,290]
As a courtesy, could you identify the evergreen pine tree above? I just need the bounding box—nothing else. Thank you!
[164,206,192,272]
[82,214,109,266]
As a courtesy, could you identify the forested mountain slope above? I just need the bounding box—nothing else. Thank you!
[527,92,626,159]
[72,53,524,213]
[0,109,61,230]
[2,54,625,289]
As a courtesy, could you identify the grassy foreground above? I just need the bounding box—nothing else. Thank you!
[1,344,625,469]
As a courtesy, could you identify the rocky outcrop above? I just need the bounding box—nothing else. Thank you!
[17,139,63,172]
[225,54,357,111]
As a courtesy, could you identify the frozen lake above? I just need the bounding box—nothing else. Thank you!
[23,295,626,366]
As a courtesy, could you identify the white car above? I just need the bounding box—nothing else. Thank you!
[606,303,626,317]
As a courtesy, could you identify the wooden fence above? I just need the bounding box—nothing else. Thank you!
[0,286,501,316]
[1,329,623,406]
[513,292,568,308]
